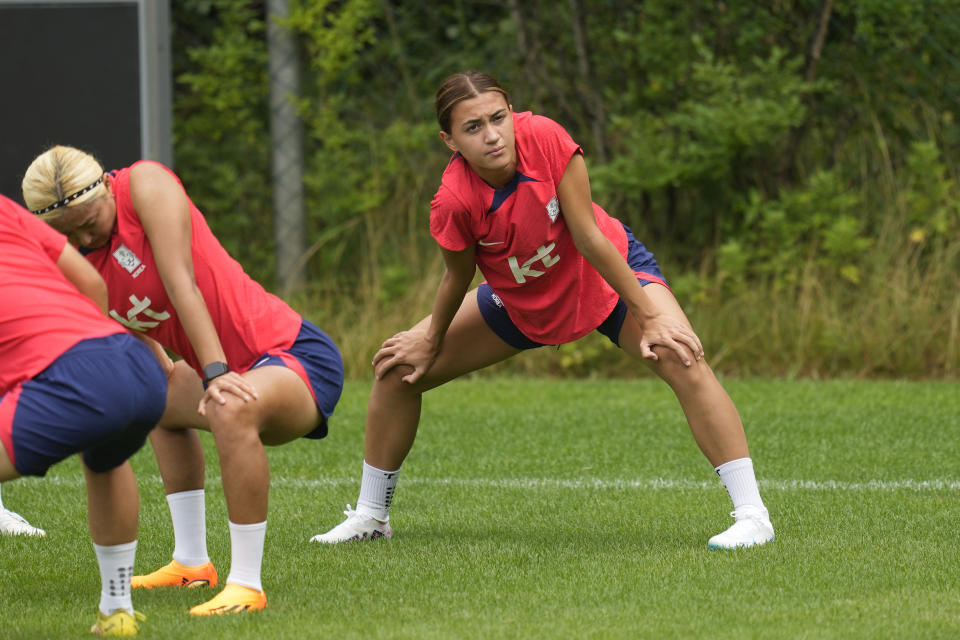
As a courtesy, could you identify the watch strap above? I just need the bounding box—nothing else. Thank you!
[202,361,230,389]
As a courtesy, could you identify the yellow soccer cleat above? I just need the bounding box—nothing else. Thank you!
[90,609,146,637]
[131,559,218,589]
[189,583,267,617]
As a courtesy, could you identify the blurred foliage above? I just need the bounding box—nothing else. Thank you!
[173,0,273,274]
[170,0,960,378]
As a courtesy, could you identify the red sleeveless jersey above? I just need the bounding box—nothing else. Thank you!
[430,112,627,345]
[84,162,302,376]
[0,195,123,395]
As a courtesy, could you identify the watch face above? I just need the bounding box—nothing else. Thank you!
[204,362,229,379]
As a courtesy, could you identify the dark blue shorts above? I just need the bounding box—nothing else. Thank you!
[0,333,167,476]
[478,223,669,350]
[248,318,344,440]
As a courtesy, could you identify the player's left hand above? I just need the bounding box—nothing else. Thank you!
[636,312,703,366]
[198,371,259,415]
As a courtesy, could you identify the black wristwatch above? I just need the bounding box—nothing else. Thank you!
[202,361,230,389]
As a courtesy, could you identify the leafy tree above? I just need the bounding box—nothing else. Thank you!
[168,0,960,376]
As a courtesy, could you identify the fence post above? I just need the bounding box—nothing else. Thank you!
[267,0,306,295]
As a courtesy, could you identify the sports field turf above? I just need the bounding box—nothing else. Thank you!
[1,378,958,639]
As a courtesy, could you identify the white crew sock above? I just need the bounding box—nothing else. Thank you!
[167,489,209,567]
[0,483,5,510]
[225,521,266,592]
[356,460,400,521]
[93,540,137,615]
[715,457,766,512]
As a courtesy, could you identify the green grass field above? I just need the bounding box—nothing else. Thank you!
[1,378,958,639]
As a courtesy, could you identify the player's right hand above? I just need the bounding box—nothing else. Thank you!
[373,329,440,384]
[197,371,258,415]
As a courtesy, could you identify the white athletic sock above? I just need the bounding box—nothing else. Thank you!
[93,540,137,615]
[0,483,5,510]
[225,521,266,592]
[356,460,400,521]
[167,489,209,567]
[715,457,766,513]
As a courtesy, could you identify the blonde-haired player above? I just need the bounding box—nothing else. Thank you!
[23,145,344,616]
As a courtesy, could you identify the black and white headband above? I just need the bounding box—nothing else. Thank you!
[31,176,104,215]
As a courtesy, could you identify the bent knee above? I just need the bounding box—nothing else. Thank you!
[647,349,716,385]
[374,364,429,394]
[205,397,262,437]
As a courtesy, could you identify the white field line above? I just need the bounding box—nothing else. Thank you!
[26,475,960,492]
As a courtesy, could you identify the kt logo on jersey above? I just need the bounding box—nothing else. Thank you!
[508,243,559,283]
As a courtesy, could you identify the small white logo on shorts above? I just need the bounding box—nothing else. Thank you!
[113,244,144,277]
[491,293,504,308]
[546,196,560,223]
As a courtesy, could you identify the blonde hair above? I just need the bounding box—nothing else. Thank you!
[21,145,107,222]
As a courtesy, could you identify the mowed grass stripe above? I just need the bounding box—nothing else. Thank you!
[18,474,960,492]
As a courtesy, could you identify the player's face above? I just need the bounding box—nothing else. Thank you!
[52,179,117,250]
[440,91,516,188]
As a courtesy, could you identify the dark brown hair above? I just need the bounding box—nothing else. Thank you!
[435,71,510,133]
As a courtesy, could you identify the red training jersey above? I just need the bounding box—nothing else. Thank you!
[0,195,123,395]
[84,162,302,376]
[430,111,628,345]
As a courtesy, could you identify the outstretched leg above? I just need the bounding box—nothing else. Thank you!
[312,289,520,543]
[619,284,774,549]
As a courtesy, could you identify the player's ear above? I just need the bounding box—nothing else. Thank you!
[102,172,113,194]
[439,130,458,153]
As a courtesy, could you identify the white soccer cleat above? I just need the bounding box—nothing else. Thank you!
[708,505,774,550]
[0,508,46,537]
[309,504,392,544]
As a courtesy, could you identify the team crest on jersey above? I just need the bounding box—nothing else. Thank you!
[546,196,560,223]
[113,244,146,278]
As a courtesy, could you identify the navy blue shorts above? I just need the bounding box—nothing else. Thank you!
[248,318,344,440]
[477,223,669,350]
[0,333,167,476]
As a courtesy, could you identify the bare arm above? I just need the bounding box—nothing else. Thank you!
[557,154,702,364]
[56,242,109,314]
[422,245,477,352]
[373,245,476,383]
[128,162,255,406]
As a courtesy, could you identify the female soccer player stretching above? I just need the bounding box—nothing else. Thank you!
[0,194,166,636]
[22,147,344,615]
[314,71,774,550]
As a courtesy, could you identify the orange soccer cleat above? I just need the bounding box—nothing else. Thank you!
[131,560,218,589]
[189,583,267,617]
